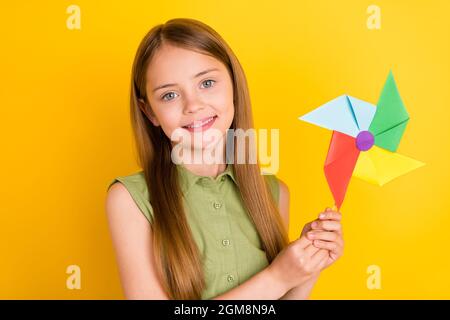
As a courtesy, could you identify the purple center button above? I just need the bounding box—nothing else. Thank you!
[356,131,374,151]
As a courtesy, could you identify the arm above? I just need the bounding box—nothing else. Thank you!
[106,182,169,299]
[106,182,291,300]
[213,267,288,300]
[280,273,320,299]
[276,179,320,300]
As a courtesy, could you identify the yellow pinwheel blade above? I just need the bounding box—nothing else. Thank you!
[353,146,425,186]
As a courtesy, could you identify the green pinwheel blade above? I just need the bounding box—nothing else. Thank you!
[369,71,410,152]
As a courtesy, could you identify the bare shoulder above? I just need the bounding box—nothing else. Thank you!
[278,179,290,199]
[105,182,149,229]
[277,179,290,232]
[104,181,169,299]
[106,182,140,218]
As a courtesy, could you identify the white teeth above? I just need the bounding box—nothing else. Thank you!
[185,116,215,129]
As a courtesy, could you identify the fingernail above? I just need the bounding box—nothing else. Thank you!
[319,213,326,219]
[308,232,315,239]
[311,222,317,228]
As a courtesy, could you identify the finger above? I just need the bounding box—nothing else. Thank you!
[311,234,344,249]
[313,240,342,254]
[295,235,313,249]
[302,222,312,234]
[307,230,338,242]
[304,243,320,257]
[319,210,342,221]
[311,220,342,233]
[316,252,330,270]
[309,248,329,268]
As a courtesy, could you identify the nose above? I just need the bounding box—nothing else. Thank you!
[183,94,205,114]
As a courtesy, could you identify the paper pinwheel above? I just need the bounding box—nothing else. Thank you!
[299,71,424,209]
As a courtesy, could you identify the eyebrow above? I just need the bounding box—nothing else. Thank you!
[152,68,220,93]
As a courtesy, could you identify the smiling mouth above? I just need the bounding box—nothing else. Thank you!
[182,115,218,131]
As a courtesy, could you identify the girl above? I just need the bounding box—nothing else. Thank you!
[105,18,344,300]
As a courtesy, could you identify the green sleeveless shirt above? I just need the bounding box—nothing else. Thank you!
[107,164,280,300]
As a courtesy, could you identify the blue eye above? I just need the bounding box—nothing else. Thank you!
[161,80,215,101]
[201,79,216,88]
[162,92,178,101]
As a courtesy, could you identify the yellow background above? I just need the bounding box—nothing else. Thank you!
[1,0,449,299]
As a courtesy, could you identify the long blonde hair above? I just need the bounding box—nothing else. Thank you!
[130,18,288,299]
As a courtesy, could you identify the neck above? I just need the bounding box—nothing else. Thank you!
[173,135,229,178]
[181,162,227,178]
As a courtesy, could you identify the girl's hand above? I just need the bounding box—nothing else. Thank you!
[301,208,344,270]
[267,235,329,293]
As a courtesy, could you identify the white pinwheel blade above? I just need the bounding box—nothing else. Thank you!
[299,95,375,137]
[346,96,376,131]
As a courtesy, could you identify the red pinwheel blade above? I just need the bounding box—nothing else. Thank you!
[324,131,360,209]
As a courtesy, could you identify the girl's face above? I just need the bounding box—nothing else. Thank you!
[143,44,235,150]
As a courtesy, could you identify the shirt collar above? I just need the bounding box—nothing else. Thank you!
[176,164,237,195]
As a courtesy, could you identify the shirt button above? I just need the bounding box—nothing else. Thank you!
[222,239,230,246]
[213,202,222,209]
[227,275,235,282]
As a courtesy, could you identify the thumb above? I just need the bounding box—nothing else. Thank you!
[295,234,312,249]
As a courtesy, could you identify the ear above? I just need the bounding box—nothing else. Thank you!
[138,98,160,127]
